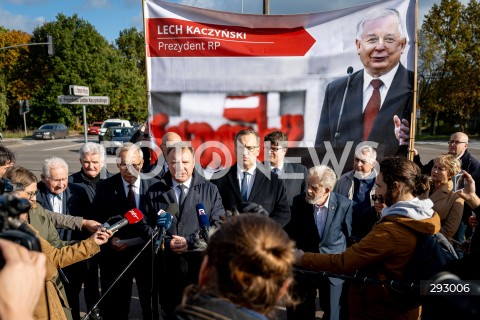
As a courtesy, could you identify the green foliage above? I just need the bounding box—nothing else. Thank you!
[2,14,147,130]
[419,0,480,134]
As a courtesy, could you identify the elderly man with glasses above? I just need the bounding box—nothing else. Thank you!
[91,143,159,320]
[211,128,290,226]
[413,132,480,258]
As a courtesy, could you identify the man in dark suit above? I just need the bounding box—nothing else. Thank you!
[315,8,412,173]
[92,143,158,320]
[36,156,94,320]
[68,142,113,315]
[286,165,352,320]
[141,144,224,319]
[264,130,307,207]
[211,129,290,226]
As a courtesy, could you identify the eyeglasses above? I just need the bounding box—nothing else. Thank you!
[267,147,284,153]
[236,145,259,152]
[448,140,467,146]
[119,163,142,169]
[48,177,68,183]
[26,190,39,200]
[371,195,385,203]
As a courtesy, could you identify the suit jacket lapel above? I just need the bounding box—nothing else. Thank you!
[249,168,266,201]
[227,165,242,200]
[345,70,364,141]
[320,193,337,243]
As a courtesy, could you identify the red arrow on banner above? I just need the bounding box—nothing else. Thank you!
[146,18,316,57]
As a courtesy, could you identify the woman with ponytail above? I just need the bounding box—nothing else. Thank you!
[295,157,441,320]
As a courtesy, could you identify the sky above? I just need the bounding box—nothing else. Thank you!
[0,0,450,44]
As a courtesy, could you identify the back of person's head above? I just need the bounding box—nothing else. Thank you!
[201,214,295,315]
[0,145,15,166]
[380,157,429,196]
[433,154,461,180]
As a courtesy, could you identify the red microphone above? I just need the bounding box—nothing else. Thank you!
[105,208,144,233]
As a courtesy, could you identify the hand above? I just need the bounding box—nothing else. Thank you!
[456,171,480,210]
[82,219,102,233]
[468,215,478,229]
[0,239,47,320]
[393,115,410,146]
[91,228,113,246]
[170,235,188,254]
[294,249,305,266]
[110,236,128,251]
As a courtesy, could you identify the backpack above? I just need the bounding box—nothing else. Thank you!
[393,231,458,309]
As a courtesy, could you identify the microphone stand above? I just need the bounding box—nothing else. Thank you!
[81,227,161,320]
[334,67,353,146]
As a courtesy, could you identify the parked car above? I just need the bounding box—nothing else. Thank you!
[88,121,104,135]
[32,123,69,140]
[102,126,135,154]
[98,119,131,142]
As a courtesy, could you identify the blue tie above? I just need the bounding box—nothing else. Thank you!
[241,172,248,201]
[272,168,280,176]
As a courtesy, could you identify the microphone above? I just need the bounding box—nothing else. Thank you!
[105,208,144,233]
[196,203,210,242]
[334,66,354,141]
[154,203,177,254]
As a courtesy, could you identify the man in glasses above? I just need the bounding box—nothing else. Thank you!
[413,131,480,255]
[264,130,307,208]
[211,128,290,226]
[91,143,159,320]
[414,132,480,175]
[36,156,95,320]
[334,145,378,241]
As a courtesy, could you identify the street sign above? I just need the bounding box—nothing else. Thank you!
[58,95,110,105]
[69,85,90,96]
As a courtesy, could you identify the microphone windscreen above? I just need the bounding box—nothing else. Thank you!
[157,212,173,229]
[196,203,209,228]
[166,203,180,215]
[125,208,144,224]
[347,66,354,75]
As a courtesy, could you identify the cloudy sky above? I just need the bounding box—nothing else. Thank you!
[0,0,448,43]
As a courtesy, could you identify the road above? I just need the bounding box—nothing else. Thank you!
[3,136,480,319]
[4,136,480,179]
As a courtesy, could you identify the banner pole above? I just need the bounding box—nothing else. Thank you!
[408,0,419,161]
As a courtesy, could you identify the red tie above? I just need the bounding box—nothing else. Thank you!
[363,79,383,140]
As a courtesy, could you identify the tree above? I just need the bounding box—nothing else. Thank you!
[116,27,146,75]
[0,28,32,130]
[418,0,480,134]
[18,14,147,129]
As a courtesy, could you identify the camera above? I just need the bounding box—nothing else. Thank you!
[0,178,41,269]
[453,173,465,192]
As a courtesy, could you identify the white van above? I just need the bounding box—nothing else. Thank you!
[98,119,131,141]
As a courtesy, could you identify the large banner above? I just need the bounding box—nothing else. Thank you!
[143,0,415,174]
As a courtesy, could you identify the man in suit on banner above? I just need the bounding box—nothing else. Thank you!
[286,165,352,320]
[315,8,412,172]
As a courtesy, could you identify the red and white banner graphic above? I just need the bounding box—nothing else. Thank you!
[144,0,415,170]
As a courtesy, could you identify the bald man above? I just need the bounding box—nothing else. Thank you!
[414,132,480,175]
[159,132,183,177]
[414,131,480,258]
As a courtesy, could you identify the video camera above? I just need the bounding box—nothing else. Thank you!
[0,178,41,269]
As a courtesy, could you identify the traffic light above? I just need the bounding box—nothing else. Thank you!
[47,35,55,57]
